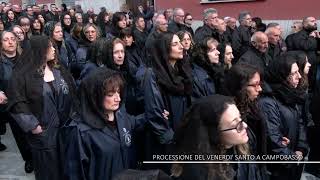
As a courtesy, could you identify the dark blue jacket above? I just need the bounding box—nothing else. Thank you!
[191,63,216,100]
[0,55,16,112]
[258,95,308,177]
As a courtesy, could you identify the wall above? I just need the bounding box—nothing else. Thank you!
[155,0,320,20]
[75,0,126,13]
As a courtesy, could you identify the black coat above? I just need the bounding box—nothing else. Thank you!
[237,46,272,78]
[194,24,216,43]
[258,94,308,178]
[232,25,252,61]
[225,26,235,44]
[133,28,149,50]
[267,43,281,61]
[168,21,187,34]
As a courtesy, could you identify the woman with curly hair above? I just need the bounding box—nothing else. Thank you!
[172,94,249,180]
[223,63,268,180]
[191,37,224,99]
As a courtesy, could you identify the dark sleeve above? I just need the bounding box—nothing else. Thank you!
[258,98,296,155]
[63,127,89,180]
[7,75,39,132]
[231,29,242,58]
[294,35,318,51]
[130,113,146,132]
[144,71,174,144]
[295,114,309,155]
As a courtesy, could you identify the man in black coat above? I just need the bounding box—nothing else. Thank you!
[194,8,218,43]
[265,26,282,61]
[167,8,187,34]
[237,31,272,79]
[232,11,253,62]
[213,18,230,44]
[224,16,237,43]
[286,16,320,89]
[133,15,149,50]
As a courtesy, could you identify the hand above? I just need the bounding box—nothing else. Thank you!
[31,125,43,134]
[295,151,303,160]
[281,137,290,146]
[309,31,317,38]
[162,109,170,120]
[0,91,8,104]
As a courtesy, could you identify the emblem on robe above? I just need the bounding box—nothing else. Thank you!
[123,128,131,147]
[60,79,69,94]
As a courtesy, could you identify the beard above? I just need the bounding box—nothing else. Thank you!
[306,24,317,32]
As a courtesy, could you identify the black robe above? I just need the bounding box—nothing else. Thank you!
[61,68,146,180]
[8,68,76,180]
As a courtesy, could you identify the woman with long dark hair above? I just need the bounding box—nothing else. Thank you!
[7,36,78,180]
[172,94,249,180]
[44,21,75,70]
[31,18,44,35]
[97,11,112,37]
[4,9,16,30]
[60,13,73,40]
[223,63,268,180]
[144,32,192,172]
[218,43,234,71]
[191,37,223,99]
[258,52,308,180]
[120,27,145,76]
[106,12,127,39]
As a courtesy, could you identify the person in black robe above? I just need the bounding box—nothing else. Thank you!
[61,68,148,180]
[143,32,192,173]
[7,36,78,180]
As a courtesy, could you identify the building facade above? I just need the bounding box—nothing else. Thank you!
[155,0,320,37]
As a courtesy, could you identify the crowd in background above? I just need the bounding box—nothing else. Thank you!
[0,1,319,180]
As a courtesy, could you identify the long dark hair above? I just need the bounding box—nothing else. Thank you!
[223,63,260,115]
[86,37,109,66]
[150,32,192,95]
[14,35,57,74]
[292,50,309,90]
[30,18,44,35]
[110,12,126,37]
[173,95,236,180]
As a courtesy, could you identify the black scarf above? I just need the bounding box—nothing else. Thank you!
[270,83,307,106]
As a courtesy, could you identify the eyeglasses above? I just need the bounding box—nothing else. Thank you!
[185,18,192,21]
[220,120,246,133]
[247,81,262,88]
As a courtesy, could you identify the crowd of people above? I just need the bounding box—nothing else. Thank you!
[0,1,319,180]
